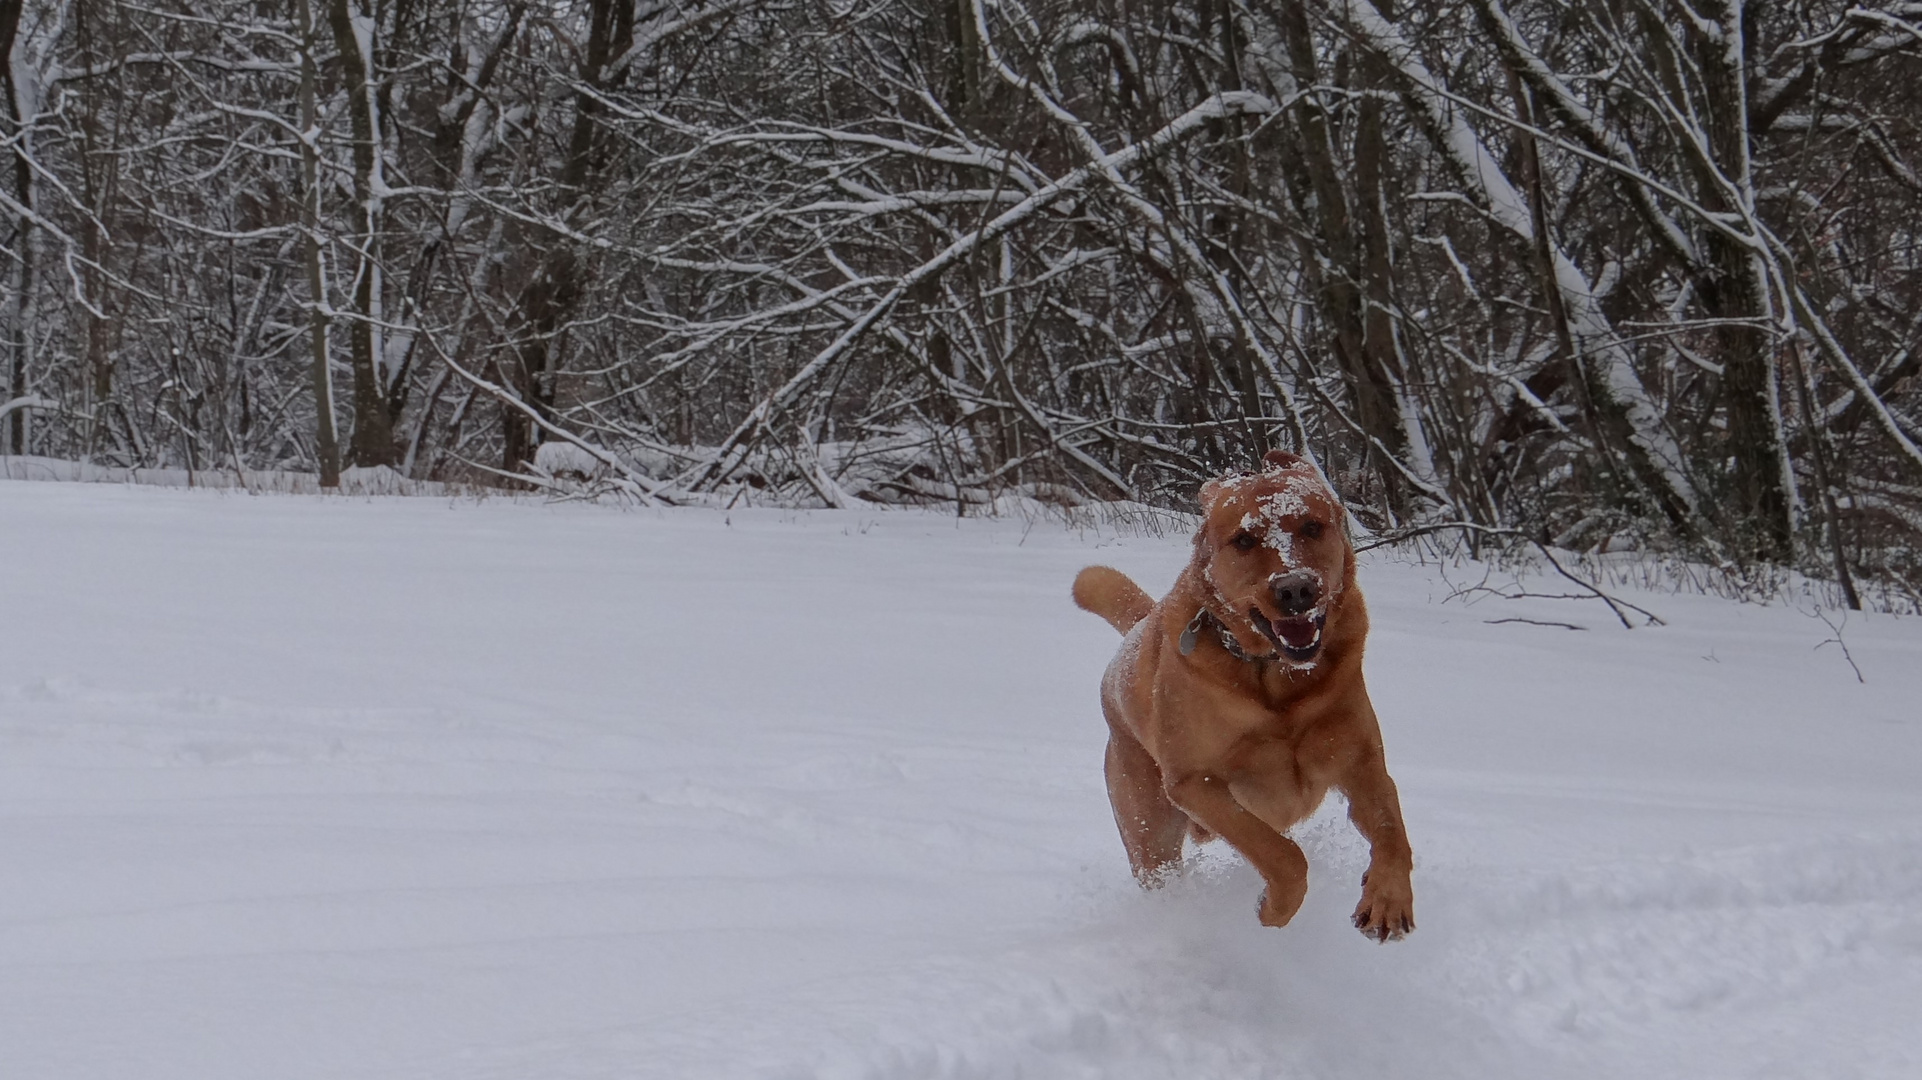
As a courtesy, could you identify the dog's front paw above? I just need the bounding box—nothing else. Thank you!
[1351,870,1414,942]
[1257,877,1308,928]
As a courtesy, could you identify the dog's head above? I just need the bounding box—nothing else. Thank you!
[1194,449,1353,666]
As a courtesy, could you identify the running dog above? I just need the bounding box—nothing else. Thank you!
[1072,450,1414,940]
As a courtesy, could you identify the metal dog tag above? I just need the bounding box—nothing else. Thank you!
[1179,613,1202,656]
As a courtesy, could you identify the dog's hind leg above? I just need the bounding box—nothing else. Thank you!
[1105,726,1188,885]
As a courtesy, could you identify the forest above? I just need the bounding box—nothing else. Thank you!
[3,0,1921,601]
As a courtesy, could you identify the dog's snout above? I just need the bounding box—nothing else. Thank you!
[1270,569,1321,615]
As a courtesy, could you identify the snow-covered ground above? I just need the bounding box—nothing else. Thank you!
[3,480,1918,1080]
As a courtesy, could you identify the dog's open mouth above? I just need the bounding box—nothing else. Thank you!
[1256,609,1325,662]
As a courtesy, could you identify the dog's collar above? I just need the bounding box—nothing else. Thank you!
[1179,607,1276,664]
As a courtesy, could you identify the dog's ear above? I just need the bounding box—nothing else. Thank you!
[1263,448,1305,471]
[1198,476,1225,510]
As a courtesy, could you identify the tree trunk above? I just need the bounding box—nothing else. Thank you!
[1691,0,1793,559]
[328,0,396,467]
[500,0,630,472]
[299,0,340,486]
[1274,0,1411,509]
[0,0,30,455]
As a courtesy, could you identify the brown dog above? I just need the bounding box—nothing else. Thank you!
[1072,450,1414,940]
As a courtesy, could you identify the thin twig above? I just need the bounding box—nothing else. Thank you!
[1367,519,1664,627]
[1531,544,1666,628]
[1485,617,1589,631]
[1811,608,1866,684]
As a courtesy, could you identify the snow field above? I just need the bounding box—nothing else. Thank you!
[1,480,1918,1079]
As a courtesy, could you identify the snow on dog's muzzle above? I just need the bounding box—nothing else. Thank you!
[1269,568,1322,616]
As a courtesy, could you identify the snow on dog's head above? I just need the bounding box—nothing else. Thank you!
[1195,450,1351,666]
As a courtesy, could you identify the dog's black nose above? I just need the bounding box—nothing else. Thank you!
[1270,570,1321,615]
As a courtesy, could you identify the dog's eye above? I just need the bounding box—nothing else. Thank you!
[1231,531,1260,552]
[1301,521,1325,540]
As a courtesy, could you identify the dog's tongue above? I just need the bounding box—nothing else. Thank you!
[1274,617,1319,649]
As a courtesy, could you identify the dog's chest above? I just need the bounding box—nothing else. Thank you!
[1164,688,1309,764]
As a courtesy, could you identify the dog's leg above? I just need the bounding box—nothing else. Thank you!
[1104,728,1188,884]
[1339,748,1416,942]
[1165,774,1310,927]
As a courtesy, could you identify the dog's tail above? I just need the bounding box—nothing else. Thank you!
[1073,566,1155,635]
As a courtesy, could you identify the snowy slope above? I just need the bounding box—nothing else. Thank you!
[2,480,1918,1080]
